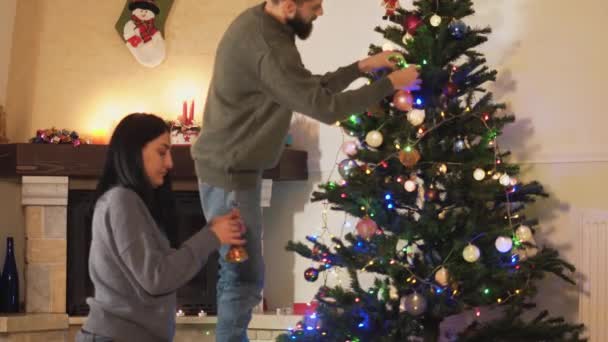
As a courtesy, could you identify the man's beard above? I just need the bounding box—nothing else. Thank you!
[287,12,314,40]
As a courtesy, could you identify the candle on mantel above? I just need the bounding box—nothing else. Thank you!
[182,101,187,123]
[188,100,194,125]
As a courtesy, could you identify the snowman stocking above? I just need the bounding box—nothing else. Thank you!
[115,0,174,68]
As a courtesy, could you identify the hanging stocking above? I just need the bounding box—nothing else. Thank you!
[115,0,174,68]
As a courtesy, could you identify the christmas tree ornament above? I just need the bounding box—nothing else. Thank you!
[448,19,468,39]
[435,267,450,286]
[401,292,427,315]
[393,90,414,111]
[516,225,533,242]
[404,180,417,192]
[389,285,399,300]
[116,0,173,68]
[495,236,513,253]
[438,164,448,174]
[443,82,458,97]
[424,188,438,201]
[430,14,442,27]
[226,245,249,263]
[304,267,320,282]
[399,149,421,167]
[499,173,511,186]
[365,130,384,148]
[463,244,481,262]
[381,0,400,20]
[473,168,486,181]
[453,138,465,152]
[404,14,423,33]
[356,217,379,240]
[402,32,415,45]
[338,159,359,178]
[407,109,426,126]
[341,141,358,157]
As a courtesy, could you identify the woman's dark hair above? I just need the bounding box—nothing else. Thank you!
[93,113,178,246]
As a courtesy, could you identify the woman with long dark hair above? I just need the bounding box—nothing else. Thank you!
[76,113,245,342]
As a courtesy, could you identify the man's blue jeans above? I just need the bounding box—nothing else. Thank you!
[199,182,264,342]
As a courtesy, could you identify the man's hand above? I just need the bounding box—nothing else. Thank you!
[388,65,422,91]
[358,51,405,73]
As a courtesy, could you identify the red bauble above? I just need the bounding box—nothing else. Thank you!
[356,217,379,240]
[404,14,423,33]
[443,82,458,97]
[393,90,414,111]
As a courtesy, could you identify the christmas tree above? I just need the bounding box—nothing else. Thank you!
[281,1,585,341]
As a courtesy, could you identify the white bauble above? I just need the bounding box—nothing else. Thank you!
[495,236,513,253]
[365,130,384,148]
[516,225,533,242]
[407,109,426,126]
[463,244,481,263]
[473,168,486,181]
[499,174,511,186]
[404,180,417,192]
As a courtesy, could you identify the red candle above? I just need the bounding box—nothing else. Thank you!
[182,101,187,123]
[188,100,195,124]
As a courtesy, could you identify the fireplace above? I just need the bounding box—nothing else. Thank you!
[66,189,219,316]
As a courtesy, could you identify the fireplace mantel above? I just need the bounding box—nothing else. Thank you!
[0,143,308,181]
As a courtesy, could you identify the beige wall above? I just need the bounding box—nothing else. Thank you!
[0,0,21,305]
[5,0,261,142]
[0,0,16,105]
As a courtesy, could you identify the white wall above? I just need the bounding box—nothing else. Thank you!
[0,0,16,104]
[263,0,608,325]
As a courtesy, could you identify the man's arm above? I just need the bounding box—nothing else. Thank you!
[258,47,395,124]
[318,51,405,93]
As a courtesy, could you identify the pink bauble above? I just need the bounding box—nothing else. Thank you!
[393,90,414,111]
[341,141,358,157]
[356,217,378,239]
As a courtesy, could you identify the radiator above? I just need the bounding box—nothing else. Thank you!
[574,208,608,341]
